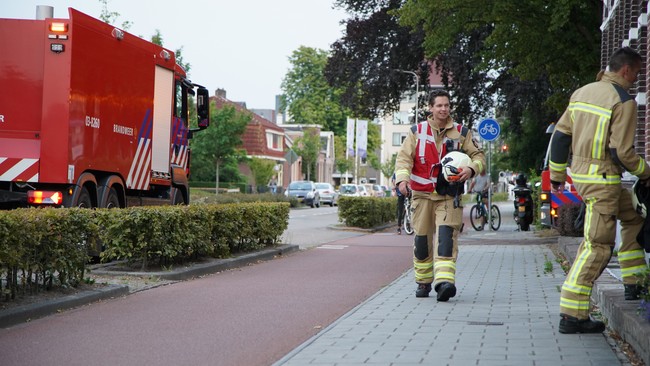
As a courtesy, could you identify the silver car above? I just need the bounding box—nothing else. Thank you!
[315,182,339,206]
[284,180,321,208]
[339,184,361,197]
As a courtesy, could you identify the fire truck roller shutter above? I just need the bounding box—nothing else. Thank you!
[152,66,174,175]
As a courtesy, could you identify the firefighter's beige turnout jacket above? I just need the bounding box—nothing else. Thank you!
[550,71,650,186]
[395,116,485,199]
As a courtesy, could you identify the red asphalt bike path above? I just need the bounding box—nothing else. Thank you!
[0,232,413,366]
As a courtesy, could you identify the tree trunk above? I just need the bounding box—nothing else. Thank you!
[215,160,220,195]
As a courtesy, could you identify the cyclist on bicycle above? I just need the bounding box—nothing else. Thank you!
[468,170,490,229]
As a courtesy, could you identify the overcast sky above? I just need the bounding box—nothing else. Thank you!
[3,1,348,110]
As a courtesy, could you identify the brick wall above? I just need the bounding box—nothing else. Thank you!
[602,0,649,157]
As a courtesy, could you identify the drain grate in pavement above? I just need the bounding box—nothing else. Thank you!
[467,321,504,326]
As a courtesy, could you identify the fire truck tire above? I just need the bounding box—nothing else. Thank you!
[105,188,120,209]
[75,187,93,208]
[172,188,185,205]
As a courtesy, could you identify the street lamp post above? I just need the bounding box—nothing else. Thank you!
[395,69,420,124]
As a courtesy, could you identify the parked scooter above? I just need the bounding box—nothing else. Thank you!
[512,174,534,231]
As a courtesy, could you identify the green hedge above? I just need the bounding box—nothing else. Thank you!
[0,202,289,301]
[338,196,396,228]
[0,208,96,300]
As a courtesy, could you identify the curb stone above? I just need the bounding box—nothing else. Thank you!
[0,284,129,328]
[91,244,300,281]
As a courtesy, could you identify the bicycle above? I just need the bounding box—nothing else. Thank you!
[469,192,501,231]
[403,195,414,235]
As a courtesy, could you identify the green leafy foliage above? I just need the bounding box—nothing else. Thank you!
[0,208,95,300]
[293,127,322,181]
[337,196,396,228]
[638,267,650,322]
[97,203,289,269]
[326,1,427,120]
[330,0,601,177]
[189,103,250,185]
[248,157,276,189]
[0,202,289,302]
[281,46,348,136]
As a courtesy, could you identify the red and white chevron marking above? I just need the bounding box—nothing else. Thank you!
[171,144,188,168]
[126,138,151,190]
[0,158,39,182]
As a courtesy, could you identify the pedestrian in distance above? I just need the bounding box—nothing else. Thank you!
[394,89,486,301]
[392,172,405,235]
[549,46,650,334]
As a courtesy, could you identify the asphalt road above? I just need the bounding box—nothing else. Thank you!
[0,200,521,366]
[0,206,413,366]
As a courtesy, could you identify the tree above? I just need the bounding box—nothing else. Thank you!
[398,0,601,112]
[329,0,602,175]
[281,46,348,136]
[248,157,276,192]
[380,153,397,183]
[334,135,354,184]
[293,128,322,181]
[326,0,427,120]
[190,103,250,192]
[98,0,132,30]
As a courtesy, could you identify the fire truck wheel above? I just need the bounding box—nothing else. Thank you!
[105,188,120,209]
[172,188,185,205]
[76,187,93,208]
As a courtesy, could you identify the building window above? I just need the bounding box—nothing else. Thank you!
[393,111,410,125]
[266,132,283,151]
[392,132,407,146]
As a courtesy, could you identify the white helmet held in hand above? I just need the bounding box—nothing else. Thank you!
[441,151,471,182]
[632,179,649,218]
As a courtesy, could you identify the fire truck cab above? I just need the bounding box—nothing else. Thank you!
[0,7,210,209]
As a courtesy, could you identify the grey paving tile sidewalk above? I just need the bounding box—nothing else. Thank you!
[275,245,622,366]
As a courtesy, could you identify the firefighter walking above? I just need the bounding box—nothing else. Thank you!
[549,47,650,334]
[395,90,485,301]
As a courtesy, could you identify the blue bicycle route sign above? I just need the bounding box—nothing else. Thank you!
[478,118,500,141]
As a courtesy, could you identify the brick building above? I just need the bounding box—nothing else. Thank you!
[601,1,649,156]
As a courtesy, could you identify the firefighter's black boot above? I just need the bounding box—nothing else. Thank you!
[415,283,431,298]
[558,314,605,334]
[624,284,642,300]
[435,282,456,302]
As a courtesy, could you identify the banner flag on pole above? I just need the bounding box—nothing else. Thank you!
[346,118,355,157]
[356,119,368,159]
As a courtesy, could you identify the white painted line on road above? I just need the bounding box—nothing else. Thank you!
[317,245,348,250]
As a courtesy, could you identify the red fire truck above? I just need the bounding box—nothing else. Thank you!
[539,169,582,227]
[0,7,210,209]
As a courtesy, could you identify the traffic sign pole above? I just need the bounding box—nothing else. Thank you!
[477,118,501,231]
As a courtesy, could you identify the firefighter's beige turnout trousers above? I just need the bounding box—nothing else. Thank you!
[560,182,646,319]
[411,193,462,287]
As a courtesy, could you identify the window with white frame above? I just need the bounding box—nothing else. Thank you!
[392,132,407,146]
[266,131,283,151]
